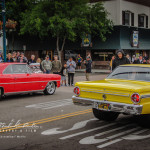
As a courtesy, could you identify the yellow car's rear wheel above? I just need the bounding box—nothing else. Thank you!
[134,114,150,127]
[92,108,119,121]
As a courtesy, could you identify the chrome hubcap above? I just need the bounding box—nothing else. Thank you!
[47,82,55,94]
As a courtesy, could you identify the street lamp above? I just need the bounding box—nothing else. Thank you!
[1,0,6,62]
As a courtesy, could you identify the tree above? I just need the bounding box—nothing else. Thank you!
[5,0,36,30]
[20,0,113,61]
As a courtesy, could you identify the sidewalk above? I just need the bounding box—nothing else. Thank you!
[75,69,110,74]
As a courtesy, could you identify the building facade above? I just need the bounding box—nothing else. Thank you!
[5,0,150,68]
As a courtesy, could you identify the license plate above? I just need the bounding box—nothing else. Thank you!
[98,103,109,110]
[94,102,109,110]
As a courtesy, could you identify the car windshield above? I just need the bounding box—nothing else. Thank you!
[107,66,150,82]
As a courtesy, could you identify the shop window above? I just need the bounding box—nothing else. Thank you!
[91,51,114,61]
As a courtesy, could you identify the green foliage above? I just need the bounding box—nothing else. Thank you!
[6,0,113,57]
[6,0,35,21]
[19,0,112,42]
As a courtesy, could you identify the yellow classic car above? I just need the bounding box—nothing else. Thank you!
[73,64,150,122]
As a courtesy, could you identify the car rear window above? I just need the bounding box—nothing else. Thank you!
[107,66,150,82]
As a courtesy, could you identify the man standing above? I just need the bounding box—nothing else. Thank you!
[18,53,28,63]
[84,56,92,81]
[16,52,20,62]
[126,54,131,63]
[112,49,130,71]
[76,54,83,70]
[52,55,62,74]
[28,55,36,64]
[67,57,76,86]
[41,55,52,74]
[12,51,17,62]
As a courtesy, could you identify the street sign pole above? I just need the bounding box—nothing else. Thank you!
[2,0,6,62]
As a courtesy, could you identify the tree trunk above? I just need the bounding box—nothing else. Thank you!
[56,36,66,63]
[56,36,61,62]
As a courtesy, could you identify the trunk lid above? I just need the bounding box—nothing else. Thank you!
[75,79,150,104]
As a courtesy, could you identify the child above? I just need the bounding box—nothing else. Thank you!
[60,63,67,86]
[84,56,92,81]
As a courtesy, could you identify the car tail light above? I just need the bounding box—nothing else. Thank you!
[74,87,80,96]
[131,93,140,104]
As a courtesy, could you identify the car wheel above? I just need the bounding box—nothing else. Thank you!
[44,82,56,95]
[135,114,150,127]
[92,108,119,121]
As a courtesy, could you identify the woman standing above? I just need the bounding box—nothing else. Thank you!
[6,53,14,62]
[67,57,76,86]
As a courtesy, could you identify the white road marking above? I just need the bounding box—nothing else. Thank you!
[123,129,150,140]
[26,99,73,110]
[60,122,116,140]
[41,118,97,135]
[97,127,141,149]
[79,124,135,144]
[97,139,122,149]
[41,116,150,149]
[97,127,148,149]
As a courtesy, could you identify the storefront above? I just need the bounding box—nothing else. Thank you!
[6,25,150,68]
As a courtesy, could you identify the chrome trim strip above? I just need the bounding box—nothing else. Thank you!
[0,80,60,85]
[81,90,130,97]
[5,90,44,95]
[81,88,130,96]
[141,95,150,99]
[72,96,143,115]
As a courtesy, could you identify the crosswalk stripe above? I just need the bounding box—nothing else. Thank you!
[26,99,73,109]
[43,102,73,110]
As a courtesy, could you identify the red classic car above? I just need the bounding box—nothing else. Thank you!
[0,63,61,97]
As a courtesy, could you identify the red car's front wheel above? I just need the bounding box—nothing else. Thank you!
[44,82,56,95]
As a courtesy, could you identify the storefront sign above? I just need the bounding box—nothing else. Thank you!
[82,34,91,47]
[132,31,139,47]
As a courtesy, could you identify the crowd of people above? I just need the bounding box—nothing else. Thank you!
[0,51,92,87]
[0,49,148,86]
[110,50,150,71]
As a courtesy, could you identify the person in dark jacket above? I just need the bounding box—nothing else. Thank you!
[28,55,36,65]
[112,49,130,71]
[18,53,28,63]
[84,56,92,81]
[6,53,14,63]
[60,63,67,86]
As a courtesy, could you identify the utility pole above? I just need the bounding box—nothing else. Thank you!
[1,0,6,62]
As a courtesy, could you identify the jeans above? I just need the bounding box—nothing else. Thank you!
[68,73,74,85]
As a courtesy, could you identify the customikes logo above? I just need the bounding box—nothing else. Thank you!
[0,119,42,139]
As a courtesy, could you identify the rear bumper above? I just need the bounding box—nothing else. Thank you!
[72,96,143,115]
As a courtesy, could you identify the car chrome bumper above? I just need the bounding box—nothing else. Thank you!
[72,96,143,115]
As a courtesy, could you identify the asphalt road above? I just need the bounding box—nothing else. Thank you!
[0,74,150,150]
